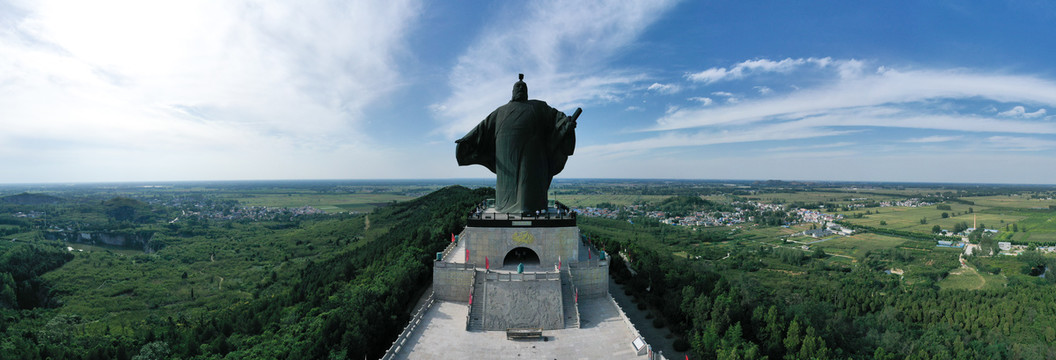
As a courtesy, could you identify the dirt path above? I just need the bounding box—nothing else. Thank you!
[364,215,370,231]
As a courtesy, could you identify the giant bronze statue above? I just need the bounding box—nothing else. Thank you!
[456,74,581,214]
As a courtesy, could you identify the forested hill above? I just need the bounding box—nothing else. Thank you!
[171,185,492,359]
[0,185,491,360]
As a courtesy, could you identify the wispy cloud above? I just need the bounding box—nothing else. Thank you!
[904,135,962,143]
[998,106,1047,118]
[581,58,1056,158]
[688,97,713,105]
[986,136,1056,151]
[656,65,1056,132]
[647,82,681,94]
[684,57,856,84]
[767,142,855,152]
[432,0,679,138]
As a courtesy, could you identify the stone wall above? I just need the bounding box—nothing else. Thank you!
[570,260,609,297]
[432,263,475,301]
[462,226,579,268]
[482,278,563,330]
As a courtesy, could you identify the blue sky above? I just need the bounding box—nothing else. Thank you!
[2,0,1056,184]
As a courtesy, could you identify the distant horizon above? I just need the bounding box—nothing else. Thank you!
[2,177,1055,188]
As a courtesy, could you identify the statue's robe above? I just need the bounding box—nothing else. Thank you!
[456,99,575,213]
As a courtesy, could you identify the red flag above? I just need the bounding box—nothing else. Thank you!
[575,289,578,303]
[451,233,455,243]
[686,355,689,360]
[465,248,469,262]
[485,257,489,270]
[558,256,561,270]
[588,248,592,259]
[469,294,473,305]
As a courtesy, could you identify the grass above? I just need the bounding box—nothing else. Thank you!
[940,266,1006,290]
[812,233,907,259]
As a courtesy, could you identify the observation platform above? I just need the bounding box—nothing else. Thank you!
[466,199,576,227]
[390,295,647,359]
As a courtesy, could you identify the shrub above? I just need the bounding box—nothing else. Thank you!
[636,302,646,311]
[652,318,665,328]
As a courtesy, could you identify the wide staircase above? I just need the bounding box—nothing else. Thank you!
[560,271,580,329]
[467,270,486,331]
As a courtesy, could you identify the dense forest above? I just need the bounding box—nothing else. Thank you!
[0,186,491,359]
[581,216,1056,360]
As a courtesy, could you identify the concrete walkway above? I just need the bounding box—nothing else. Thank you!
[393,296,646,359]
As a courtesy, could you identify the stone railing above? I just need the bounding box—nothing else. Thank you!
[465,271,478,331]
[484,271,560,282]
[380,291,435,360]
[608,295,666,360]
[565,269,581,329]
[434,261,476,270]
[440,237,459,261]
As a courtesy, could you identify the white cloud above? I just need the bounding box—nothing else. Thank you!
[626,106,644,111]
[755,86,773,95]
[655,66,1056,131]
[432,0,678,139]
[685,57,847,84]
[575,59,1056,159]
[904,135,963,143]
[688,97,713,105]
[998,106,1047,118]
[0,0,422,182]
[647,82,681,94]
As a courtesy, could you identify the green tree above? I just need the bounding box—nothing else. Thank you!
[932,225,941,234]
[784,318,802,360]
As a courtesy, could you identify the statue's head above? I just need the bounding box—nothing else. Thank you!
[512,73,527,102]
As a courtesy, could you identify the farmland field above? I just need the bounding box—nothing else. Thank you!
[836,204,1026,234]
[229,193,416,213]
[547,194,671,207]
[963,195,1056,210]
[746,191,903,205]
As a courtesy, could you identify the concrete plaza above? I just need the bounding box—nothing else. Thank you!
[392,295,649,359]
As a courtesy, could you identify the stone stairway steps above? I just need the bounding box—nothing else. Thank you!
[561,274,580,329]
[467,270,486,331]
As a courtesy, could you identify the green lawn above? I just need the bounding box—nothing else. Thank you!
[812,233,907,259]
[939,266,1007,290]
